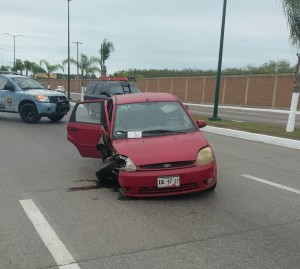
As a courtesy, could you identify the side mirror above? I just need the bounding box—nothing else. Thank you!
[195,120,206,128]
[4,83,14,91]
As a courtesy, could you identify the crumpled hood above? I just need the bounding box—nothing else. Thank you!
[112,132,209,166]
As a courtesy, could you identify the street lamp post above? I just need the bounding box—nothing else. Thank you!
[72,41,82,93]
[210,0,227,121]
[0,48,3,67]
[67,0,71,100]
[3,33,24,71]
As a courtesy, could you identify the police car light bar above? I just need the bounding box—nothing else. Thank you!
[99,77,128,81]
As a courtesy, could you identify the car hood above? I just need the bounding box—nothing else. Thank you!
[24,89,65,96]
[112,132,209,166]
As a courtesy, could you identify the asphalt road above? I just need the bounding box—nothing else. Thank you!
[0,112,300,269]
[187,104,300,128]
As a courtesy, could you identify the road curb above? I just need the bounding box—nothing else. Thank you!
[203,126,300,150]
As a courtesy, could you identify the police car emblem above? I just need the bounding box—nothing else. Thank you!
[7,96,13,106]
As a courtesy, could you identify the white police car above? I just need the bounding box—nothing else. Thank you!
[0,72,70,123]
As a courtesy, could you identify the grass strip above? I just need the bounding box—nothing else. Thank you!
[193,114,300,141]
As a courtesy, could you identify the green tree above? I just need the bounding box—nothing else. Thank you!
[0,65,9,71]
[63,53,99,86]
[281,0,300,132]
[31,62,45,76]
[40,60,64,77]
[15,59,25,75]
[39,60,64,88]
[23,60,34,76]
[96,39,114,77]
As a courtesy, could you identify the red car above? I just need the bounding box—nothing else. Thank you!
[67,93,217,198]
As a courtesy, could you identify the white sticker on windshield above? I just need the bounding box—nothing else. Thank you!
[161,104,177,113]
[127,131,142,138]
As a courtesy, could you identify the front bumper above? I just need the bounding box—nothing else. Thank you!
[37,100,70,116]
[56,100,70,114]
[118,163,217,198]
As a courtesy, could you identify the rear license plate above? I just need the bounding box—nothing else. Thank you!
[157,176,180,188]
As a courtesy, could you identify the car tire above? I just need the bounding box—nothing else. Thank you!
[48,115,64,122]
[20,103,41,123]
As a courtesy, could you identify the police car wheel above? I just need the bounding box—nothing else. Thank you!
[48,115,64,122]
[20,103,41,123]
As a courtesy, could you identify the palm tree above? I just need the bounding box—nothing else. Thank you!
[15,59,25,75]
[31,62,45,76]
[63,53,99,86]
[281,0,300,132]
[23,60,33,76]
[39,60,64,88]
[96,39,114,77]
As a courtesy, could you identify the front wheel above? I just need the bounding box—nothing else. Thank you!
[20,103,41,123]
[48,115,64,122]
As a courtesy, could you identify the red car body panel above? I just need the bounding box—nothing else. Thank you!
[118,164,217,198]
[67,122,103,158]
[113,132,208,166]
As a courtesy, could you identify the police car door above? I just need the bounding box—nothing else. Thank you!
[0,76,15,111]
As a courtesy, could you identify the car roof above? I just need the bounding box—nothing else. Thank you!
[0,73,27,79]
[113,92,178,105]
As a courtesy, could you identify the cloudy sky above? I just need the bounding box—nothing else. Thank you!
[0,0,298,75]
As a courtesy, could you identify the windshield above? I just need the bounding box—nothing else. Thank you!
[109,83,140,95]
[11,77,46,90]
[113,101,197,139]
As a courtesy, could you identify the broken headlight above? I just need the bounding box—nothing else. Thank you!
[117,155,137,172]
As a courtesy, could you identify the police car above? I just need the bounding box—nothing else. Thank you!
[83,77,141,101]
[0,72,70,123]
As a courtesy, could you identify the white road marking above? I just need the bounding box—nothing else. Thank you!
[242,174,300,194]
[19,199,81,269]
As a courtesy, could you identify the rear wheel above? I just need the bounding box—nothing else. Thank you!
[20,103,41,123]
[48,115,64,122]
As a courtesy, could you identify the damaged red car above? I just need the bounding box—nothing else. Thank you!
[67,93,217,198]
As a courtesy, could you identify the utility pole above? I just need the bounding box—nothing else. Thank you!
[72,41,82,93]
[0,48,3,67]
[67,0,71,100]
[3,33,24,71]
[210,0,227,121]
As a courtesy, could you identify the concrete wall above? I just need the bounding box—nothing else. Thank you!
[38,74,299,110]
[136,74,299,110]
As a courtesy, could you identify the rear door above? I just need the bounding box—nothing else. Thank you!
[67,100,108,158]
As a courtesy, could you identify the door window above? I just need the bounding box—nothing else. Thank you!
[72,102,103,124]
[93,83,103,95]
[0,77,9,90]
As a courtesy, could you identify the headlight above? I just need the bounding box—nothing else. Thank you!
[36,95,49,102]
[196,147,214,165]
[118,155,137,172]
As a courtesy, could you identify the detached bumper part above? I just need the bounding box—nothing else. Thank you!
[95,154,126,181]
[95,158,117,180]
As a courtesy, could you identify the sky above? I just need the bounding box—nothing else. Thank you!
[0,0,298,75]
